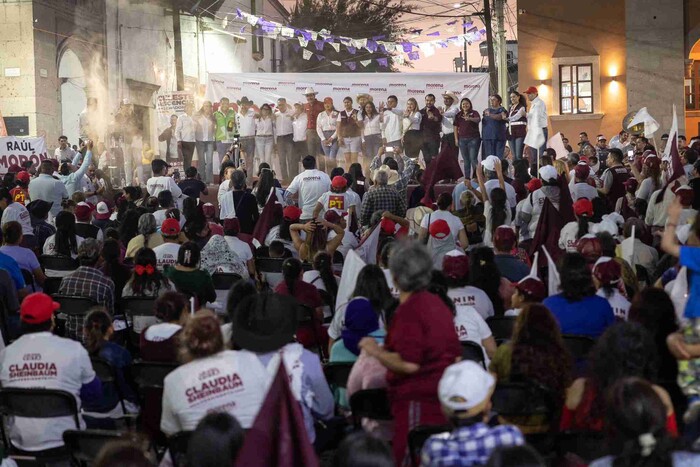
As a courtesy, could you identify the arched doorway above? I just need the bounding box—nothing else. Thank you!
[58,49,86,147]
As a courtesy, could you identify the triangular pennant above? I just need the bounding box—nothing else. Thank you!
[235,8,243,18]
[408,51,420,60]
[281,27,294,38]
[376,57,388,67]
[314,40,324,51]
[345,61,356,71]
[298,37,308,47]
[394,55,405,65]
[419,43,435,57]
[246,15,259,26]
[310,31,318,40]
[303,49,313,60]
[541,246,561,296]
[427,31,440,37]
[330,42,340,52]
[402,42,413,53]
[316,54,326,61]
[347,45,357,54]
[331,60,341,66]
[365,40,377,52]
[360,59,372,67]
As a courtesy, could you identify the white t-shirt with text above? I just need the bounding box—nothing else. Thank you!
[286,169,331,219]
[153,242,181,270]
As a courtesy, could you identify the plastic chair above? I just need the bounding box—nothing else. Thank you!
[256,257,285,273]
[561,334,596,361]
[89,357,133,426]
[63,429,126,466]
[460,341,486,369]
[486,316,516,342]
[39,254,79,276]
[52,295,99,342]
[491,381,556,420]
[21,269,35,293]
[211,272,243,290]
[408,425,450,467]
[349,389,393,429]
[324,362,354,390]
[121,297,157,347]
[168,431,192,467]
[131,360,178,444]
[0,388,80,463]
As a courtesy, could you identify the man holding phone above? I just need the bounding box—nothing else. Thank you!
[598,148,631,211]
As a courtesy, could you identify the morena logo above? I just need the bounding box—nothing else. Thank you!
[226,86,242,91]
[211,79,224,84]
[389,83,407,87]
[315,82,332,86]
[463,84,481,89]
[426,83,444,89]
[260,86,278,91]
[351,83,370,87]
[407,89,424,95]
[369,87,387,93]
[279,81,295,85]
[333,87,351,91]
[243,81,260,86]
[295,86,308,92]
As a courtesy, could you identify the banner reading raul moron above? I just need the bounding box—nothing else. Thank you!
[0,136,48,174]
[205,72,490,114]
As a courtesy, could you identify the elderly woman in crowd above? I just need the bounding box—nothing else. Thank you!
[359,242,460,465]
[125,213,163,259]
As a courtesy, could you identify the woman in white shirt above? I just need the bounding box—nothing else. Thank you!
[359,101,382,167]
[632,153,662,202]
[402,97,422,159]
[475,157,511,247]
[316,98,339,167]
[593,257,630,321]
[560,198,594,253]
[43,211,85,259]
[254,104,275,167]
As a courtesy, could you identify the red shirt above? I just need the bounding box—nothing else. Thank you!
[384,290,461,401]
[274,279,323,309]
[304,100,325,130]
[454,110,481,139]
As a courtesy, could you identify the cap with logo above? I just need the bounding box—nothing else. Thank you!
[438,361,496,415]
[161,218,181,236]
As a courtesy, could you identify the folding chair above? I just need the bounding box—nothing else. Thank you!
[63,429,126,466]
[349,389,393,429]
[39,254,79,277]
[561,334,596,361]
[211,272,243,290]
[21,269,35,293]
[460,341,486,369]
[168,431,192,467]
[256,257,285,288]
[88,357,133,427]
[131,360,178,445]
[491,381,556,433]
[486,316,516,343]
[0,388,80,464]
[52,295,98,342]
[43,276,63,295]
[408,425,450,467]
[121,297,158,348]
[324,362,354,390]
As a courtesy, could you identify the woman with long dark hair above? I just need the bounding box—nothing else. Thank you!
[453,97,481,179]
[506,91,527,160]
[348,163,366,199]
[633,152,663,202]
[118,208,145,249]
[561,323,677,435]
[101,239,131,304]
[560,198,594,252]
[122,247,174,298]
[490,304,573,431]
[544,253,615,338]
[43,211,83,257]
[252,166,283,211]
[476,157,510,247]
[511,159,532,203]
[303,251,339,308]
[470,247,507,316]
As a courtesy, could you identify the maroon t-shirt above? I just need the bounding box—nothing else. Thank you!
[384,290,461,402]
[274,280,323,309]
[454,110,481,139]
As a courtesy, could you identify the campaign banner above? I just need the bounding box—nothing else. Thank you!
[205,72,489,115]
[156,92,194,169]
[0,136,48,174]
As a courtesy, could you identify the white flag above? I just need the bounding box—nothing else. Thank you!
[620,225,635,265]
[354,226,381,264]
[334,250,366,317]
[330,42,340,52]
[246,15,259,26]
[670,267,689,324]
[360,59,372,67]
[419,43,435,57]
[628,107,660,138]
[299,37,308,47]
[541,247,560,296]
[529,252,539,278]
[310,31,318,40]
[302,50,313,60]
[331,60,341,66]
[281,27,294,38]
[663,104,678,159]
[547,132,569,160]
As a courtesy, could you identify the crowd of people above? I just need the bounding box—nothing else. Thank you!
[1,82,700,467]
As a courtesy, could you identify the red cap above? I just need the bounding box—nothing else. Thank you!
[643,154,660,170]
[283,205,302,222]
[576,235,602,264]
[574,163,590,180]
[442,252,470,280]
[162,218,181,236]
[74,202,93,222]
[493,226,516,251]
[20,292,59,324]
[516,277,546,302]
[573,198,594,217]
[593,257,622,286]
[579,156,589,163]
[522,86,538,95]
[429,219,451,239]
[623,177,638,189]
[16,171,30,184]
[380,217,396,235]
[331,175,347,189]
[202,203,216,218]
[223,217,241,234]
[675,185,694,206]
[324,209,348,225]
[525,178,542,193]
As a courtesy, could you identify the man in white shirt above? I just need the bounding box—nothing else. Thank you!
[53,135,76,161]
[440,91,460,150]
[285,155,331,221]
[570,163,599,201]
[275,98,295,183]
[380,95,403,150]
[29,160,68,217]
[291,104,308,178]
[147,159,183,203]
[313,175,358,219]
[175,102,196,171]
[523,86,548,156]
[0,293,101,451]
[153,218,182,270]
[236,97,256,181]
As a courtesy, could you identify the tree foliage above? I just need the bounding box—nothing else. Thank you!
[286,0,412,73]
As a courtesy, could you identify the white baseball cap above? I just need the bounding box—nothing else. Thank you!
[538,165,558,181]
[482,155,500,172]
[95,201,111,220]
[438,361,495,414]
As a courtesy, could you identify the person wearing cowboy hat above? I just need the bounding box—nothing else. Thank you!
[440,91,460,151]
[236,97,257,182]
[359,168,406,227]
[304,87,325,166]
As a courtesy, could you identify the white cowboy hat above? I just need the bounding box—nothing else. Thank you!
[372,165,399,185]
[442,91,459,102]
[303,87,318,95]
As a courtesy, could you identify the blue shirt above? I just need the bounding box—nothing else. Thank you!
[481,107,507,140]
[0,251,25,290]
[680,247,700,318]
[544,293,615,338]
[421,422,524,466]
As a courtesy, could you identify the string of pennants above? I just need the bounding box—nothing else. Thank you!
[234,8,486,68]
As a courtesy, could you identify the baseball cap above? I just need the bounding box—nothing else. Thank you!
[380,217,397,235]
[202,203,216,219]
[515,276,546,302]
[283,205,302,222]
[482,155,500,172]
[592,257,622,286]
[597,134,606,141]
[162,218,181,236]
[643,154,660,170]
[675,184,694,206]
[623,177,638,189]
[331,175,347,189]
[521,86,538,95]
[429,219,451,239]
[21,292,59,324]
[16,171,30,184]
[573,198,594,218]
[442,250,469,281]
[438,361,496,414]
[74,202,93,222]
[493,226,516,251]
[538,165,558,181]
[223,217,241,234]
[95,201,111,220]
[525,178,542,193]
[574,163,590,180]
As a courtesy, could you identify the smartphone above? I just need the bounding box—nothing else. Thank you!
[627,149,634,161]
[386,147,395,153]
